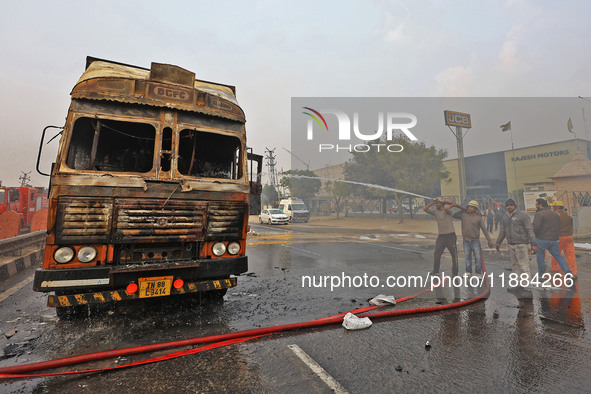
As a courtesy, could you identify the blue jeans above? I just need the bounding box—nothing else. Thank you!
[536,238,572,277]
[463,239,482,274]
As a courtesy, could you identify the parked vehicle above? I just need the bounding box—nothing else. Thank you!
[259,209,289,225]
[0,185,48,232]
[278,197,310,223]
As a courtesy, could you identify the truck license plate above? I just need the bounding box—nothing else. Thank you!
[138,276,173,298]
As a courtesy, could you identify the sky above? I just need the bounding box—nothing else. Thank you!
[1,0,590,187]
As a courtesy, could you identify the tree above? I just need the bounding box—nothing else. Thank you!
[279,169,321,203]
[344,136,450,223]
[324,180,353,218]
[261,185,279,207]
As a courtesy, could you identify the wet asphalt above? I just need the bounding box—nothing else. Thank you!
[0,222,590,393]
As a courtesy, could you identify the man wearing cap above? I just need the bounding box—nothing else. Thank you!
[550,201,577,276]
[533,198,575,278]
[423,197,461,276]
[496,199,537,277]
[453,201,494,276]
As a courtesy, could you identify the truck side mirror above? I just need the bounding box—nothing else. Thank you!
[37,126,64,176]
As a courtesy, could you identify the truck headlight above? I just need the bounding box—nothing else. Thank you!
[227,242,241,255]
[77,246,98,263]
[54,247,75,264]
[212,242,226,256]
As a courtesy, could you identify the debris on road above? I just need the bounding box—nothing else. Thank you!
[4,327,18,339]
[369,294,397,306]
[342,312,372,330]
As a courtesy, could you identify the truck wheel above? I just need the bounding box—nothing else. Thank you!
[206,288,228,299]
[56,305,89,320]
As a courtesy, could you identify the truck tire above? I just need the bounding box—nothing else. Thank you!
[56,304,89,320]
[206,288,228,299]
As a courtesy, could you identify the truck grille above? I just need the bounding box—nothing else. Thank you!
[206,203,244,238]
[56,197,243,242]
[57,198,112,242]
[114,200,205,241]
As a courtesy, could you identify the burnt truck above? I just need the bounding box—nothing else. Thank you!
[34,57,261,317]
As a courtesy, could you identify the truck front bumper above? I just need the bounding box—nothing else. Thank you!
[47,277,237,308]
[34,256,248,292]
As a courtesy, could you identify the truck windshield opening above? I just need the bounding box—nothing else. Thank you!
[66,117,155,173]
[178,130,242,180]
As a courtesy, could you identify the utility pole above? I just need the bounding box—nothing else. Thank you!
[265,147,280,200]
[19,171,31,187]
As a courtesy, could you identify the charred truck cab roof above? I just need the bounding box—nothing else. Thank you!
[56,56,249,189]
[34,57,254,316]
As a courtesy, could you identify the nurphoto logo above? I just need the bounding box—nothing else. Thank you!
[302,107,418,153]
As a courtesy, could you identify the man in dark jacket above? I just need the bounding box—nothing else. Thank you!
[494,206,504,231]
[532,198,574,278]
[496,199,537,278]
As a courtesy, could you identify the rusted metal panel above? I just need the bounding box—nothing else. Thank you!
[71,60,246,123]
[117,243,196,265]
[206,203,245,239]
[55,195,246,244]
[149,62,195,87]
[113,199,204,244]
[56,197,112,243]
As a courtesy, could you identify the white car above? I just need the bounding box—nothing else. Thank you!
[259,209,289,225]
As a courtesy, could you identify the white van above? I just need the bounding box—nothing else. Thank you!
[278,197,310,223]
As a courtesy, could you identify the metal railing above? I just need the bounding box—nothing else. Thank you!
[0,230,46,258]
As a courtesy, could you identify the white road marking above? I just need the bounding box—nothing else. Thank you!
[288,344,349,394]
[280,244,322,257]
[0,274,34,303]
[354,240,426,254]
[250,223,292,233]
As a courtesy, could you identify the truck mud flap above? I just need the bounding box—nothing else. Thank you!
[47,277,237,307]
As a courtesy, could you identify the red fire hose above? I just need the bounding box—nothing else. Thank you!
[0,253,490,379]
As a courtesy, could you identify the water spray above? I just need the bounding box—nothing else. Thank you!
[280,174,435,200]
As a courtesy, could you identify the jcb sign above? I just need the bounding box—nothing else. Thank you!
[444,110,471,128]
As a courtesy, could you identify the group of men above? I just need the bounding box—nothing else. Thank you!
[424,197,577,281]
